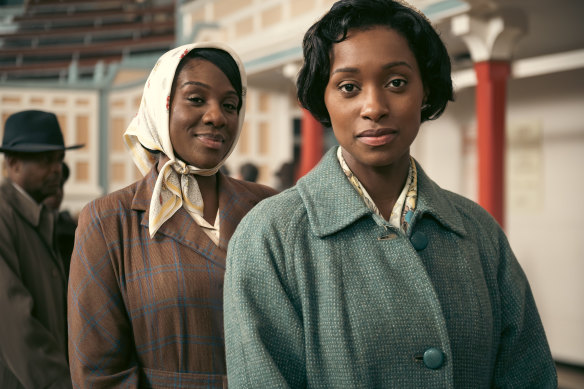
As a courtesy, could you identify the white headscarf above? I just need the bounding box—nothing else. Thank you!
[124,42,247,238]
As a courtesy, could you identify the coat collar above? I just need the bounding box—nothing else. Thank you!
[296,147,467,238]
[1,179,43,227]
[129,155,258,260]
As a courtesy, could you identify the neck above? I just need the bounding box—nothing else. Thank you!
[197,173,219,224]
[344,150,410,220]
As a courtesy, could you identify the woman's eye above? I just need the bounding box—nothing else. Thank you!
[339,83,358,93]
[387,78,407,88]
[188,97,204,104]
[224,103,237,112]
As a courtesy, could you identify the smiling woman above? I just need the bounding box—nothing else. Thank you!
[67,43,277,388]
[169,50,242,170]
[223,0,558,388]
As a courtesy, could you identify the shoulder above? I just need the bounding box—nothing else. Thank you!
[78,180,140,228]
[234,186,307,239]
[444,189,503,236]
[222,175,278,202]
[0,183,14,214]
[416,166,504,240]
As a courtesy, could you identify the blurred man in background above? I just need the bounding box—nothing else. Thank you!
[0,110,82,389]
[43,161,77,276]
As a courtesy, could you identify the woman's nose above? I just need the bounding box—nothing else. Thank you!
[202,102,226,128]
[360,87,389,122]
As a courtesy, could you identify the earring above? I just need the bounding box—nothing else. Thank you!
[421,103,430,110]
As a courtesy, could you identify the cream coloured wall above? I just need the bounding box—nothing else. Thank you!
[108,86,145,192]
[225,86,296,186]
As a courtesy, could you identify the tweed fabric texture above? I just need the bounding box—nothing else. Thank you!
[0,180,71,389]
[224,147,557,388]
[68,161,276,388]
[123,42,247,237]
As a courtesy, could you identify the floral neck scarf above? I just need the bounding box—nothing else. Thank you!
[337,147,418,233]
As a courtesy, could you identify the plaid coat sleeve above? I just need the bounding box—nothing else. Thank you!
[68,194,140,387]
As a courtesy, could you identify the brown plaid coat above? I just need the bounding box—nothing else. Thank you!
[68,161,277,388]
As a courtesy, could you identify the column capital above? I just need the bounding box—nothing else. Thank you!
[451,8,527,62]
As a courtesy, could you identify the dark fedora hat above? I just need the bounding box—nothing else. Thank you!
[0,110,84,153]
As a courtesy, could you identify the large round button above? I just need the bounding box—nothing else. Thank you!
[423,347,444,369]
[410,231,428,250]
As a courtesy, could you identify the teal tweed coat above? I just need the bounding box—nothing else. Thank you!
[224,147,557,388]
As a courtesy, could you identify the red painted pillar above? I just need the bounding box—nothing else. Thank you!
[297,108,323,178]
[474,60,510,228]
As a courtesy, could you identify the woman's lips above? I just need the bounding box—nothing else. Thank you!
[356,129,397,146]
[195,134,225,150]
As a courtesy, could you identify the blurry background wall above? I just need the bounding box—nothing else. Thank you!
[0,0,583,368]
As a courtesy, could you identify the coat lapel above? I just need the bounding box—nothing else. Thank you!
[129,159,257,270]
[296,147,468,239]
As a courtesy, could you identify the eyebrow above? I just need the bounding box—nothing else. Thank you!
[181,81,210,89]
[180,81,238,96]
[331,61,413,75]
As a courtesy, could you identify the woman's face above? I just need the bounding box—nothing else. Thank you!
[169,57,240,168]
[324,26,426,174]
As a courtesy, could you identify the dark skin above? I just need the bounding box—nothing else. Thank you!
[197,175,219,224]
[168,58,240,225]
[324,27,427,220]
[5,151,64,204]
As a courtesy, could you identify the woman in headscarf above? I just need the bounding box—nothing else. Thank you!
[68,42,277,388]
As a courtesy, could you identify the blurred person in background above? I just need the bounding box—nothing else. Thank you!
[274,160,296,190]
[43,161,77,276]
[68,42,277,387]
[223,0,557,387]
[239,162,259,182]
[0,110,82,389]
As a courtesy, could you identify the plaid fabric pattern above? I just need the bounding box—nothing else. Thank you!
[68,162,276,388]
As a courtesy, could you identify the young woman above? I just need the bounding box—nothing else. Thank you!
[223,1,557,387]
[68,42,277,387]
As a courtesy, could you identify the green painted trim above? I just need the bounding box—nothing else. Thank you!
[422,0,469,20]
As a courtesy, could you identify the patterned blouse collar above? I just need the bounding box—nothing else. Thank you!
[336,146,418,233]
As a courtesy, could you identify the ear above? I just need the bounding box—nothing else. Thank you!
[4,156,17,181]
[4,155,18,169]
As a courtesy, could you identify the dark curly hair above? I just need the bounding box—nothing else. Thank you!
[297,0,454,127]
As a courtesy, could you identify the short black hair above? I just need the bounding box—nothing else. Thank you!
[175,48,243,112]
[297,0,454,127]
